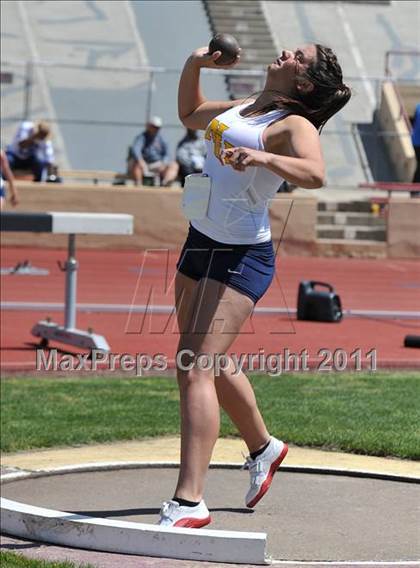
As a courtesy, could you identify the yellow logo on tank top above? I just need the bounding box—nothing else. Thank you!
[205,119,234,165]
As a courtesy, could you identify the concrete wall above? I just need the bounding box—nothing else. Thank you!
[387,198,420,258]
[4,183,419,258]
[1,183,317,255]
[378,82,416,182]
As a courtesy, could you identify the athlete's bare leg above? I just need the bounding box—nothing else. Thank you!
[174,272,254,502]
[215,361,270,454]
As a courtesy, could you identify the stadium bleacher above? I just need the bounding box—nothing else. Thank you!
[1,0,419,256]
[2,0,418,181]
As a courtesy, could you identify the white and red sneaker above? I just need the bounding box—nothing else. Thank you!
[158,499,211,528]
[244,436,288,508]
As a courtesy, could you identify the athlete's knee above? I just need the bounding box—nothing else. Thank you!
[213,355,236,378]
[176,352,215,386]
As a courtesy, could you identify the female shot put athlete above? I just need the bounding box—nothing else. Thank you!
[158,43,351,527]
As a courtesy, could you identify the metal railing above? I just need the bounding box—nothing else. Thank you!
[2,57,419,127]
[1,57,419,184]
[385,50,420,77]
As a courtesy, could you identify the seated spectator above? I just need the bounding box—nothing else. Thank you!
[126,116,179,186]
[6,121,55,182]
[176,128,206,187]
[411,103,420,196]
[0,150,19,210]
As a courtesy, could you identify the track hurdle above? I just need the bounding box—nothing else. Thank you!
[1,211,133,352]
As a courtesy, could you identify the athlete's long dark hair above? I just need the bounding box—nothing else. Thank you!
[244,44,351,131]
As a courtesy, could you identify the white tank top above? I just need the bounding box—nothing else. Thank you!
[191,103,288,244]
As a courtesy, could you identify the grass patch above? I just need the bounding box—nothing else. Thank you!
[0,551,93,568]
[1,372,419,459]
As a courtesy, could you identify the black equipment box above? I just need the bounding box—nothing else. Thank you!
[297,281,343,323]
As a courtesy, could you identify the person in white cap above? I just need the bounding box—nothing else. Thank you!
[5,120,55,182]
[126,116,179,186]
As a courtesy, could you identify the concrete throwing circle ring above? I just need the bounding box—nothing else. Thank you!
[1,462,419,565]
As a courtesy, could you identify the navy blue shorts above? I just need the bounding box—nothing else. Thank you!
[176,225,275,304]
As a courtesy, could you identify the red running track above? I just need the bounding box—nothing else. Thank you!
[1,247,419,372]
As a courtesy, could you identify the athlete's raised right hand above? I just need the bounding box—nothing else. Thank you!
[190,46,241,69]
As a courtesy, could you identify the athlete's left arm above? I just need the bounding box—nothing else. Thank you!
[222,115,325,189]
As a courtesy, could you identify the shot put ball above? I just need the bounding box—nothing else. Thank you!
[208,33,240,65]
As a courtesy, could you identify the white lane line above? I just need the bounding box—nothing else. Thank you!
[16,0,70,169]
[337,2,377,110]
[2,301,420,319]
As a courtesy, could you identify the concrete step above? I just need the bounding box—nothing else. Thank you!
[206,6,264,17]
[213,25,273,39]
[240,56,277,65]
[226,35,275,48]
[211,16,267,25]
[238,48,278,56]
[214,21,269,33]
[239,55,277,65]
[203,0,277,99]
[317,225,387,241]
[208,9,267,20]
[205,2,264,11]
[241,49,277,65]
[209,36,274,48]
[315,239,387,258]
[205,0,260,7]
[317,212,386,227]
[346,0,391,4]
[318,201,373,213]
